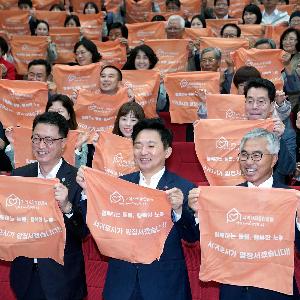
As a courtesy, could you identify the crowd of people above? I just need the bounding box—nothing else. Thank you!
[0,0,300,299]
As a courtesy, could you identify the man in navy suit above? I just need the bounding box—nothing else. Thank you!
[10,112,87,300]
[77,118,197,300]
[188,128,300,299]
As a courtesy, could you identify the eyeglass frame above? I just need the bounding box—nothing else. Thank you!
[238,151,273,162]
[31,135,64,146]
[245,97,269,107]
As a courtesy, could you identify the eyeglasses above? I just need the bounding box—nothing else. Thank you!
[239,151,273,162]
[166,27,183,32]
[245,97,268,107]
[283,37,298,43]
[75,50,88,56]
[31,135,64,146]
[201,57,216,64]
[223,33,237,38]
[215,3,228,7]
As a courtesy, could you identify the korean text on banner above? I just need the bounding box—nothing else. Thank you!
[83,167,173,263]
[122,69,160,118]
[231,48,285,91]
[206,94,245,120]
[53,63,102,99]
[11,36,48,75]
[0,10,30,36]
[35,10,67,27]
[198,186,297,295]
[127,21,166,47]
[145,39,189,74]
[165,71,220,124]
[194,119,274,186]
[0,175,65,265]
[75,88,129,133]
[0,80,48,128]
[92,132,137,176]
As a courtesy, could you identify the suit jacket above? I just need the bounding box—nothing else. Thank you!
[10,159,87,300]
[220,180,300,300]
[103,169,197,300]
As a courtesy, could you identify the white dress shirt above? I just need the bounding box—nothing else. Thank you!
[261,9,289,25]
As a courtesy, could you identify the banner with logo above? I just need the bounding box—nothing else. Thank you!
[93,39,127,69]
[145,39,189,74]
[13,127,80,168]
[75,88,128,133]
[11,35,48,75]
[205,19,239,37]
[83,167,173,263]
[92,132,137,176]
[199,37,249,72]
[125,0,152,24]
[198,186,297,295]
[206,94,245,120]
[0,10,30,36]
[231,48,284,91]
[50,27,80,64]
[164,71,220,123]
[53,62,102,100]
[0,80,48,128]
[194,119,274,186]
[0,175,65,265]
[78,12,104,40]
[183,28,213,40]
[122,69,160,118]
[127,21,166,47]
[35,10,67,27]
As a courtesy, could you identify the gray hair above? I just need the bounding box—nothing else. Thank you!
[166,15,185,28]
[201,47,222,61]
[240,128,280,154]
[254,38,276,49]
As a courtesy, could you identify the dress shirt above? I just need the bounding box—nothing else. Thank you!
[262,9,289,25]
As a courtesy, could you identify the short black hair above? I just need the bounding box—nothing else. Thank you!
[74,37,101,63]
[49,3,64,11]
[254,38,276,49]
[101,65,122,81]
[64,15,81,27]
[108,22,128,39]
[233,66,261,88]
[33,112,69,138]
[242,4,262,24]
[190,14,206,28]
[83,1,99,14]
[0,37,9,55]
[18,0,32,8]
[166,0,181,8]
[214,0,230,6]
[34,20,50,35]
[132,118,173,149]
[220,23,241,37]
[28,59,51,77]
[244,78,276,103]
[151,15,166,21]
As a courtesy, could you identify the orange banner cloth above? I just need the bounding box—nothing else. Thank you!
[180,0,202,19]
[53,62,102,99]
[0,80,48,128]
[83,167,173,263]
[206,94,245,120]
[199,37,249,73]
[35,10,67,27]
[146,11,184,22]
[231,48,285,91]
[122,69,160,118]
[0,10,30,36]
[50,27,80,64]
[164,71,220,123]
[228,0,249,18]
[206,19,239,37]
[11,35,48,75]
[127,21,166,47]
[75,88,129,133]
[145,39,189,74]
[239,24,265,48]
[264,24,288,48]
[93,39,127,69]
[0,175,65,265]
[198,186,298,295]
[0,0,18,9]
[32,0,60,10]
[105,0,123,13]
[78,12,104,40]
[194,119,274,186]
[183,28,213,40]
[126,0,152,23]
[13,127,80,168]
[92,132,137,176]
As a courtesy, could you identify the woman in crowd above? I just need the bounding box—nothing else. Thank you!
[5,94,88,168]
[190,14,206,28]
[220,23,241,38]
[34,20,57,64]
[0,37,15,80]
[64,15,81,27]
[289,11,300,27]
[73,38,101,66]
[242,4,262,24]
[83,1,99,14]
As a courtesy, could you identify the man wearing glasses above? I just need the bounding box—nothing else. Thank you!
[10,112,87,300]
[244,78,296,184]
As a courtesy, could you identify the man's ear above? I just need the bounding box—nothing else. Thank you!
[271,154,278,169]
[165,147,172,159]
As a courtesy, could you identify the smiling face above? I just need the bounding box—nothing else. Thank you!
[118,111,139,138]
[214,0,229,18]
[243,11,257,24]
[100,67,120,94]
[200,50,220,71]
[166,19,184,39]
[47,101,70,121]
[35,22,49,36]
[133,129,172,177]
[282,31,298,54]
[134,50,150,70]
[75,45,93,66]
[239,137,277,186]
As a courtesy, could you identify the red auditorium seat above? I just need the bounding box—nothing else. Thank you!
[166,142,208,186]
[159,112,187,142]
[0,261,15,300]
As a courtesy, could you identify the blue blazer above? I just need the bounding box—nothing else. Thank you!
[103,169,197,300]
[220,180,300,300]
[10,160,87,300]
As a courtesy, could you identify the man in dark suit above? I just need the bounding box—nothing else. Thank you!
[10,112,87,300]
[77,118,197,300]
[188,128,300,299]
